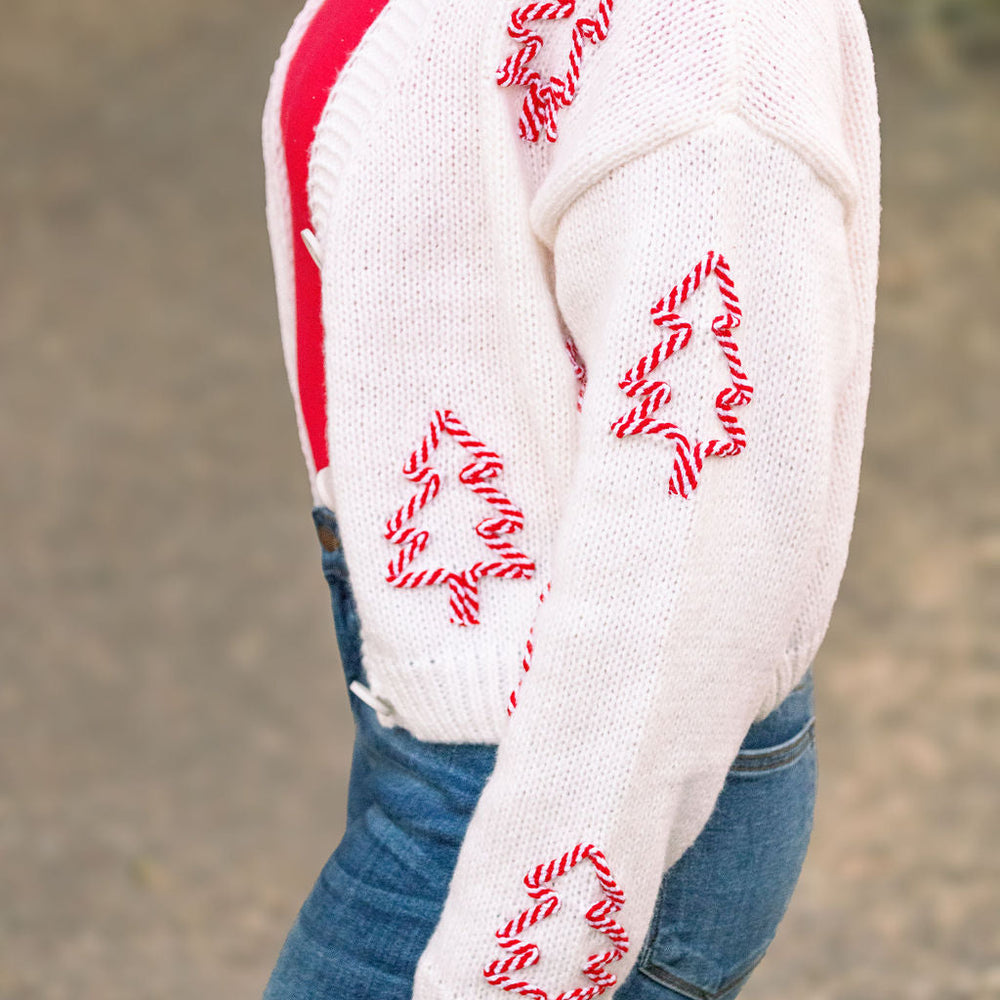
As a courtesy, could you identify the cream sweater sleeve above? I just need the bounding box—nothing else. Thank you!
[412,113,864,1000]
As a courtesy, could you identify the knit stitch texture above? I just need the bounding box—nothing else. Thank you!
[262,1,880,996]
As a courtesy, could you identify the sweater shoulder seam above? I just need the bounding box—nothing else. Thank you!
[539,110,857,248]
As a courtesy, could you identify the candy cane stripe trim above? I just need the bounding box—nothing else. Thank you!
[483,844,628,1000]
[506,580,552,716]
[609,251,753,498]
[497,1,615,143]
[384,409,535,624]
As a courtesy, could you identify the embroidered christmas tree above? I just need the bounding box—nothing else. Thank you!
[384,409,535,626]
[609,250,754,498]
[564,334,587,411]
[482,842,629,1000]
[496,0,615,143]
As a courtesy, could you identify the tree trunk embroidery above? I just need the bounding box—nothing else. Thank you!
[609,251,753,498]
[384,409,535,626]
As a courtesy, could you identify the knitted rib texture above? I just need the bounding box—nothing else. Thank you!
[261,2,880,997]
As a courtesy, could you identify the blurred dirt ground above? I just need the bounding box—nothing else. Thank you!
[1,2,997,998]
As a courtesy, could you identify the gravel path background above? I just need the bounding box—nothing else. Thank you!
[2,3,997,998]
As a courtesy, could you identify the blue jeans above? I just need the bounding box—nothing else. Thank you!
[263,507,817,1000]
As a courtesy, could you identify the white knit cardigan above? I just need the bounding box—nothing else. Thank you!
[262,1,881,996]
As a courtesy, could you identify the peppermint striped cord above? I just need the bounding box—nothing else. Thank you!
[609,251,753,498]
[496,1,615,143]
[385,409,535,625]
[506,580,552,717]
[563,334,587,411]
[483,843,629,1000]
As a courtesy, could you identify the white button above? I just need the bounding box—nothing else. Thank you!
[300,227,323,268]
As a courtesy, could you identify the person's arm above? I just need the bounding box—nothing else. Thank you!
[411,110,862,1000]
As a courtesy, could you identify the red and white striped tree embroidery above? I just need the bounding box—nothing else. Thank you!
[564,335,587,411]
[506,580,552,717]
[504,337,583,713]
[496,0,615,143]
[483,842,629,1000]
[384,409,535,626]
[609,251,753,498]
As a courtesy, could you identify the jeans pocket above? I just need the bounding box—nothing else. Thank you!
[729,664,816,777]
[629,683,817,1000]
[728,715,815,775]
[637,943,769,1000]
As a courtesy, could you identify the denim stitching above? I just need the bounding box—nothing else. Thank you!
[728,718,815,774]
[639,943,768,1000]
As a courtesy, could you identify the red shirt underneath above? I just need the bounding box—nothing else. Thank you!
[280,0,391,474]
